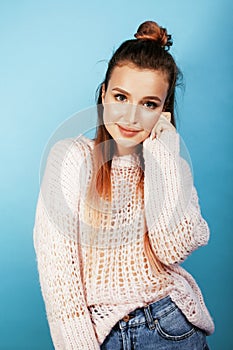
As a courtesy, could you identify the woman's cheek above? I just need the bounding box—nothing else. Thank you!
[140,115,160,134]
[103,103,126,124]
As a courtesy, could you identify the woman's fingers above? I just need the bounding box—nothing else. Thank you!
[150,113,175,140]
[161,112,171,122]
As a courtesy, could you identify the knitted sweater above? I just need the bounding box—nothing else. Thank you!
[33,131,214,349]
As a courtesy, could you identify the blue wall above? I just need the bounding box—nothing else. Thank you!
[0,1,232,349]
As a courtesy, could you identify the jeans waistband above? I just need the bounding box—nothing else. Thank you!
[118,295,176,331]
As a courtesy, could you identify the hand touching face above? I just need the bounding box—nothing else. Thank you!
[150,112,176,140]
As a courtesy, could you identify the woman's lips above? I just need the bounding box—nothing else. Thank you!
[117,124,142,137]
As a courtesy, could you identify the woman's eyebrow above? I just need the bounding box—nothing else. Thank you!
[142,95,162,102]
[111,87,162,102]
[111,87,130,95]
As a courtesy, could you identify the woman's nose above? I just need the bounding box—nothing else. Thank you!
[125,103,138,124]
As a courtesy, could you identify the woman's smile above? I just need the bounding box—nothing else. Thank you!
[117,123,143,137]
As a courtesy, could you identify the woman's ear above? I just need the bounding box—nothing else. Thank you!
[101,84,105,105]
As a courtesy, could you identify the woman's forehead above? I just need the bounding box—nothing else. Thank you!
[108,65,169,99]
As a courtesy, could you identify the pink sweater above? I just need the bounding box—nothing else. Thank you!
[33,131,214,349]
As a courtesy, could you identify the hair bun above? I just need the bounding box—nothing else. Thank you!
[134,21,172,49]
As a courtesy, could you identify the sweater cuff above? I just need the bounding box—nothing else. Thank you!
[143,129,180,158]
[50,316,100,350]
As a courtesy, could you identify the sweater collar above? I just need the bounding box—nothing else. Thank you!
[111,152,141,168]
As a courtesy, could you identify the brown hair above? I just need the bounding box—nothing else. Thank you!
[87,21,183,272]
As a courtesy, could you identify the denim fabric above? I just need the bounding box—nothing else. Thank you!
[100,296,210,350]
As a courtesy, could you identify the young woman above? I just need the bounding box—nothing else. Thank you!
[33,21,214,349]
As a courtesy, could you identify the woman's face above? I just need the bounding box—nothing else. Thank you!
[102,64,169,156]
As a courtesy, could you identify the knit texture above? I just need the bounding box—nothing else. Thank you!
[33,132,214,349]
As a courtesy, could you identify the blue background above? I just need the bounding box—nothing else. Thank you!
[0,1,232,349]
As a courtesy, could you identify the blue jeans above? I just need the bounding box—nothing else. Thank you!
[100,296,210,350]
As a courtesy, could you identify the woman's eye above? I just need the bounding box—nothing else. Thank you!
[144,101,158,109]
[115,94,127,102]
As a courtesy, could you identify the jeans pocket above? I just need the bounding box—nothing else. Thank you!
[155,305,196,341]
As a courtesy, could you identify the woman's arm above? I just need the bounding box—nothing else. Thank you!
[143,130,210,266]
[33,139,100,350]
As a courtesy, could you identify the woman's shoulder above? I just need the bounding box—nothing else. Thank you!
[40,135,94,206]
[41,135,94,187]
[73,134,95,152]
[47,134,94,163]
[50,134,94,151]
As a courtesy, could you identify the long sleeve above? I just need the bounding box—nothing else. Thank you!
[33,138,100,350]
[143,130,210,265]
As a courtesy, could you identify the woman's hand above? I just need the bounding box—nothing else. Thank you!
[150,112,176,140]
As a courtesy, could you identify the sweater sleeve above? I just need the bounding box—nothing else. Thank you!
[143,130,210,266]
[33,138,100,350]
